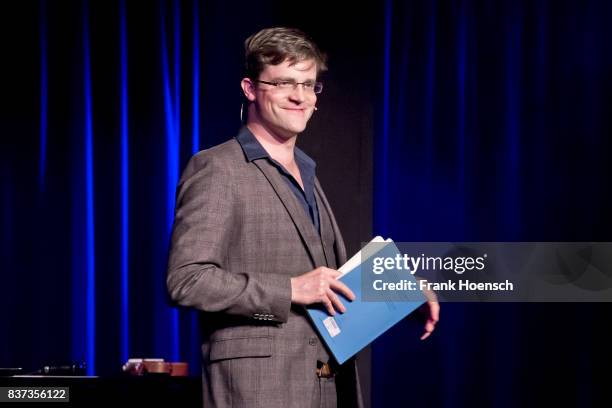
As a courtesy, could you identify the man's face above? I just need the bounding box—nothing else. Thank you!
[246,58,318,139]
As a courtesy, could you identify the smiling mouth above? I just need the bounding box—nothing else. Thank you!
[282,108,307,114]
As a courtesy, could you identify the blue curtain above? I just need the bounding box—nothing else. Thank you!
[373,0,611,406]
[0,0,213,376]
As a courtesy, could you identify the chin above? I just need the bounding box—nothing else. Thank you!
[278,123,307,136]
[289,121,309,133]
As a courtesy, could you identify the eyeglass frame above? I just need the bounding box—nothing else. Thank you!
[253,79,324,94]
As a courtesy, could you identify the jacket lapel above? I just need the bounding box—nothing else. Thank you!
[253,160,327,267]
[314,179,348,266]
[314,189,332,268]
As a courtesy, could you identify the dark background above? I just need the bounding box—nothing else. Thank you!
[1,0,611,407]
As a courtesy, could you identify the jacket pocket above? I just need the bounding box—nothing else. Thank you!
[209,336,272,362]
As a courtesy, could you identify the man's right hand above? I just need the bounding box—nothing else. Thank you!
[290,267,356,316]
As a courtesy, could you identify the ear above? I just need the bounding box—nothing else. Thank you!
[240,78,257,102]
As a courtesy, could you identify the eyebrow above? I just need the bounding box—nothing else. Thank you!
[269,76,316,83]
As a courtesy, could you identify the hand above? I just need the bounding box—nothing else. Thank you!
[419,287,440,340]
[290,267,356,316]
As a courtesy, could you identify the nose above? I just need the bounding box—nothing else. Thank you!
[288,84,307,103]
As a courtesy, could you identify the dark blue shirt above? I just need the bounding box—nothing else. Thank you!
[236,126,320,234]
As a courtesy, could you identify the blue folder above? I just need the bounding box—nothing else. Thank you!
[306,240,426,364]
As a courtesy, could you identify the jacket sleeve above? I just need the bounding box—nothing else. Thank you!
[166,153,291,323]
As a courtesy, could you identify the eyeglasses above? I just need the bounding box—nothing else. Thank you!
[254,79,323,94]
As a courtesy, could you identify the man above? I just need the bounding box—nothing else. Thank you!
[167,27,438,408]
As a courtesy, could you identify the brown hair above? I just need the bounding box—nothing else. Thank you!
[244,27,328,80]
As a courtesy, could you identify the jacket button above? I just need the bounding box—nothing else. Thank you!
[308,338,317,346]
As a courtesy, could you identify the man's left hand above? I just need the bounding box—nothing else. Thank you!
[419,289,440,340]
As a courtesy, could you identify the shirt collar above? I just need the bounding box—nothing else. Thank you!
[235,126,317,174]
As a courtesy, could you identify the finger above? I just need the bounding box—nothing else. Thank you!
[420,320,436,340]
[326,288,346,313]
[428,301,440,323]
[425,319,436,333]
[424,316,438,336]
[329,279,356,301]
[322,297,335,316]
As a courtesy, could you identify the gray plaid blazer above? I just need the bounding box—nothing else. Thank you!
[167,131,364,408]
